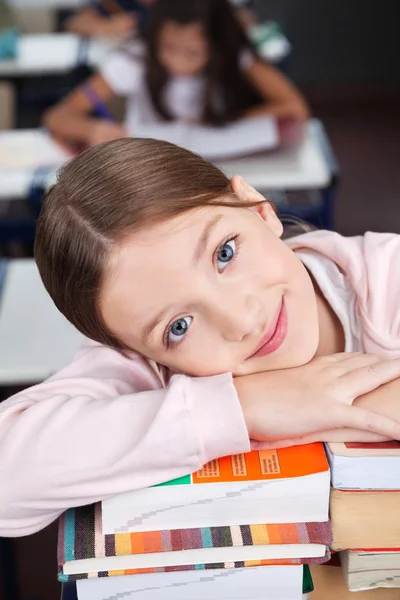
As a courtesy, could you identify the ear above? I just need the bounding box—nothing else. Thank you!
[231,175,283,238]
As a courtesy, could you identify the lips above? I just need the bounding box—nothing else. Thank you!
[247,298,287,360]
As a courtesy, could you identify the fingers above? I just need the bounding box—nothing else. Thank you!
[326,353,381,374]
[303,429,390,443]
[251,428,391,451]
[251,438,313,450]
[337,403,400,440]
[342,357,400,398]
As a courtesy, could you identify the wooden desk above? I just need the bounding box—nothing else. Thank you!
[311,565,400,599]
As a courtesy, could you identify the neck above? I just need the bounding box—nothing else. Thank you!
[310,272,345,356]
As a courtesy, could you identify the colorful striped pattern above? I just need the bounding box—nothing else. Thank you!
[58,503,332,581]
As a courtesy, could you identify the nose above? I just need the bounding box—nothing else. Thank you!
[212,291,263,342]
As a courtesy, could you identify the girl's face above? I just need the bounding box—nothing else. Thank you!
[157,21,210,77]
[101,178,320,377]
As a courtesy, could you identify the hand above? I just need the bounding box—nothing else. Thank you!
[234,353,400,448]
[98,13,137,37]
[277,117,305,146]
[88,121,128,146]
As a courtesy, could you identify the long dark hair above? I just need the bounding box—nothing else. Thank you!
[144,0,264,126]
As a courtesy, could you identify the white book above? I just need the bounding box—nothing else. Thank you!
[340,549,400,591]
[76,565,304,600]
[101,446,330,534]
[325,441,400,490]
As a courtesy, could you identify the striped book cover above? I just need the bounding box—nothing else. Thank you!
[58,503,332,581]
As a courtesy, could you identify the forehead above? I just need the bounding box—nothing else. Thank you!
[159,21,206,47]
[101,205,246,307]
[111,205,228,272]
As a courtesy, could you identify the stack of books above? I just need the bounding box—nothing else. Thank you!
[58,444,332,599]
[326,441,400,592]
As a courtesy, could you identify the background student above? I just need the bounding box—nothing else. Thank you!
[45,0,309,159]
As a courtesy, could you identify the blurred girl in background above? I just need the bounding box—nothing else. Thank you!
[46,0,309,160]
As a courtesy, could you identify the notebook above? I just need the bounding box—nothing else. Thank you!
[102,444,330,535]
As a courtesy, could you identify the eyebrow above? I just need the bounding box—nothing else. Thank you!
[193,214,224,265]
[141,214,224,346]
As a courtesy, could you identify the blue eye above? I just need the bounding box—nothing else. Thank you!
[168,316,192,345]
[217,239,236,271]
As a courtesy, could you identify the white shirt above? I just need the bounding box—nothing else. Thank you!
[296,250,364,353]
[100,42,208,128]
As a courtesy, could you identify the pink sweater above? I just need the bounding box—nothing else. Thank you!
[1,231,399,537]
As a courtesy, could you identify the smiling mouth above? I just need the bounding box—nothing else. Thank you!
[247,298,287,360]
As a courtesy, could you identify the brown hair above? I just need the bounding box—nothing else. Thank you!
[35,138,259,351]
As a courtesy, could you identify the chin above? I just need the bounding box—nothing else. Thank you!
[239,336,319,376]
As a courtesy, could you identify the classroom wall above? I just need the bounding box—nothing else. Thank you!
[255,0,399,85]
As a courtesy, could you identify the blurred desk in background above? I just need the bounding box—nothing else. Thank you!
[0,259,82,385]
[218,120,332,191]
[0,120,336,201]
[0,128,70,200]
[0,33,115,128]
[0,33,113,77]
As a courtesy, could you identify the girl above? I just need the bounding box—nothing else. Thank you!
[1,138,400,538]
[44,0,309,159]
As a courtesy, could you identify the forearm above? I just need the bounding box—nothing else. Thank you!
[0,366,249,537]
[43,105,97,145]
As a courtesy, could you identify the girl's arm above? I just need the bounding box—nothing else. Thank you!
[43,74,127,147]
[243,59,310,121]
[0,339,249,537]
[2,345,400,537]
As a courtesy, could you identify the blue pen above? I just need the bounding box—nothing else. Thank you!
[82,83,116,122]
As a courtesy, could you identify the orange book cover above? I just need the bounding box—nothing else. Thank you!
[192,443,329,485]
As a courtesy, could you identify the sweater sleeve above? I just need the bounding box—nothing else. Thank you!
[0,339,249,537]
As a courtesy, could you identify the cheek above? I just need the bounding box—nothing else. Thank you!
[161,334,235,377]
